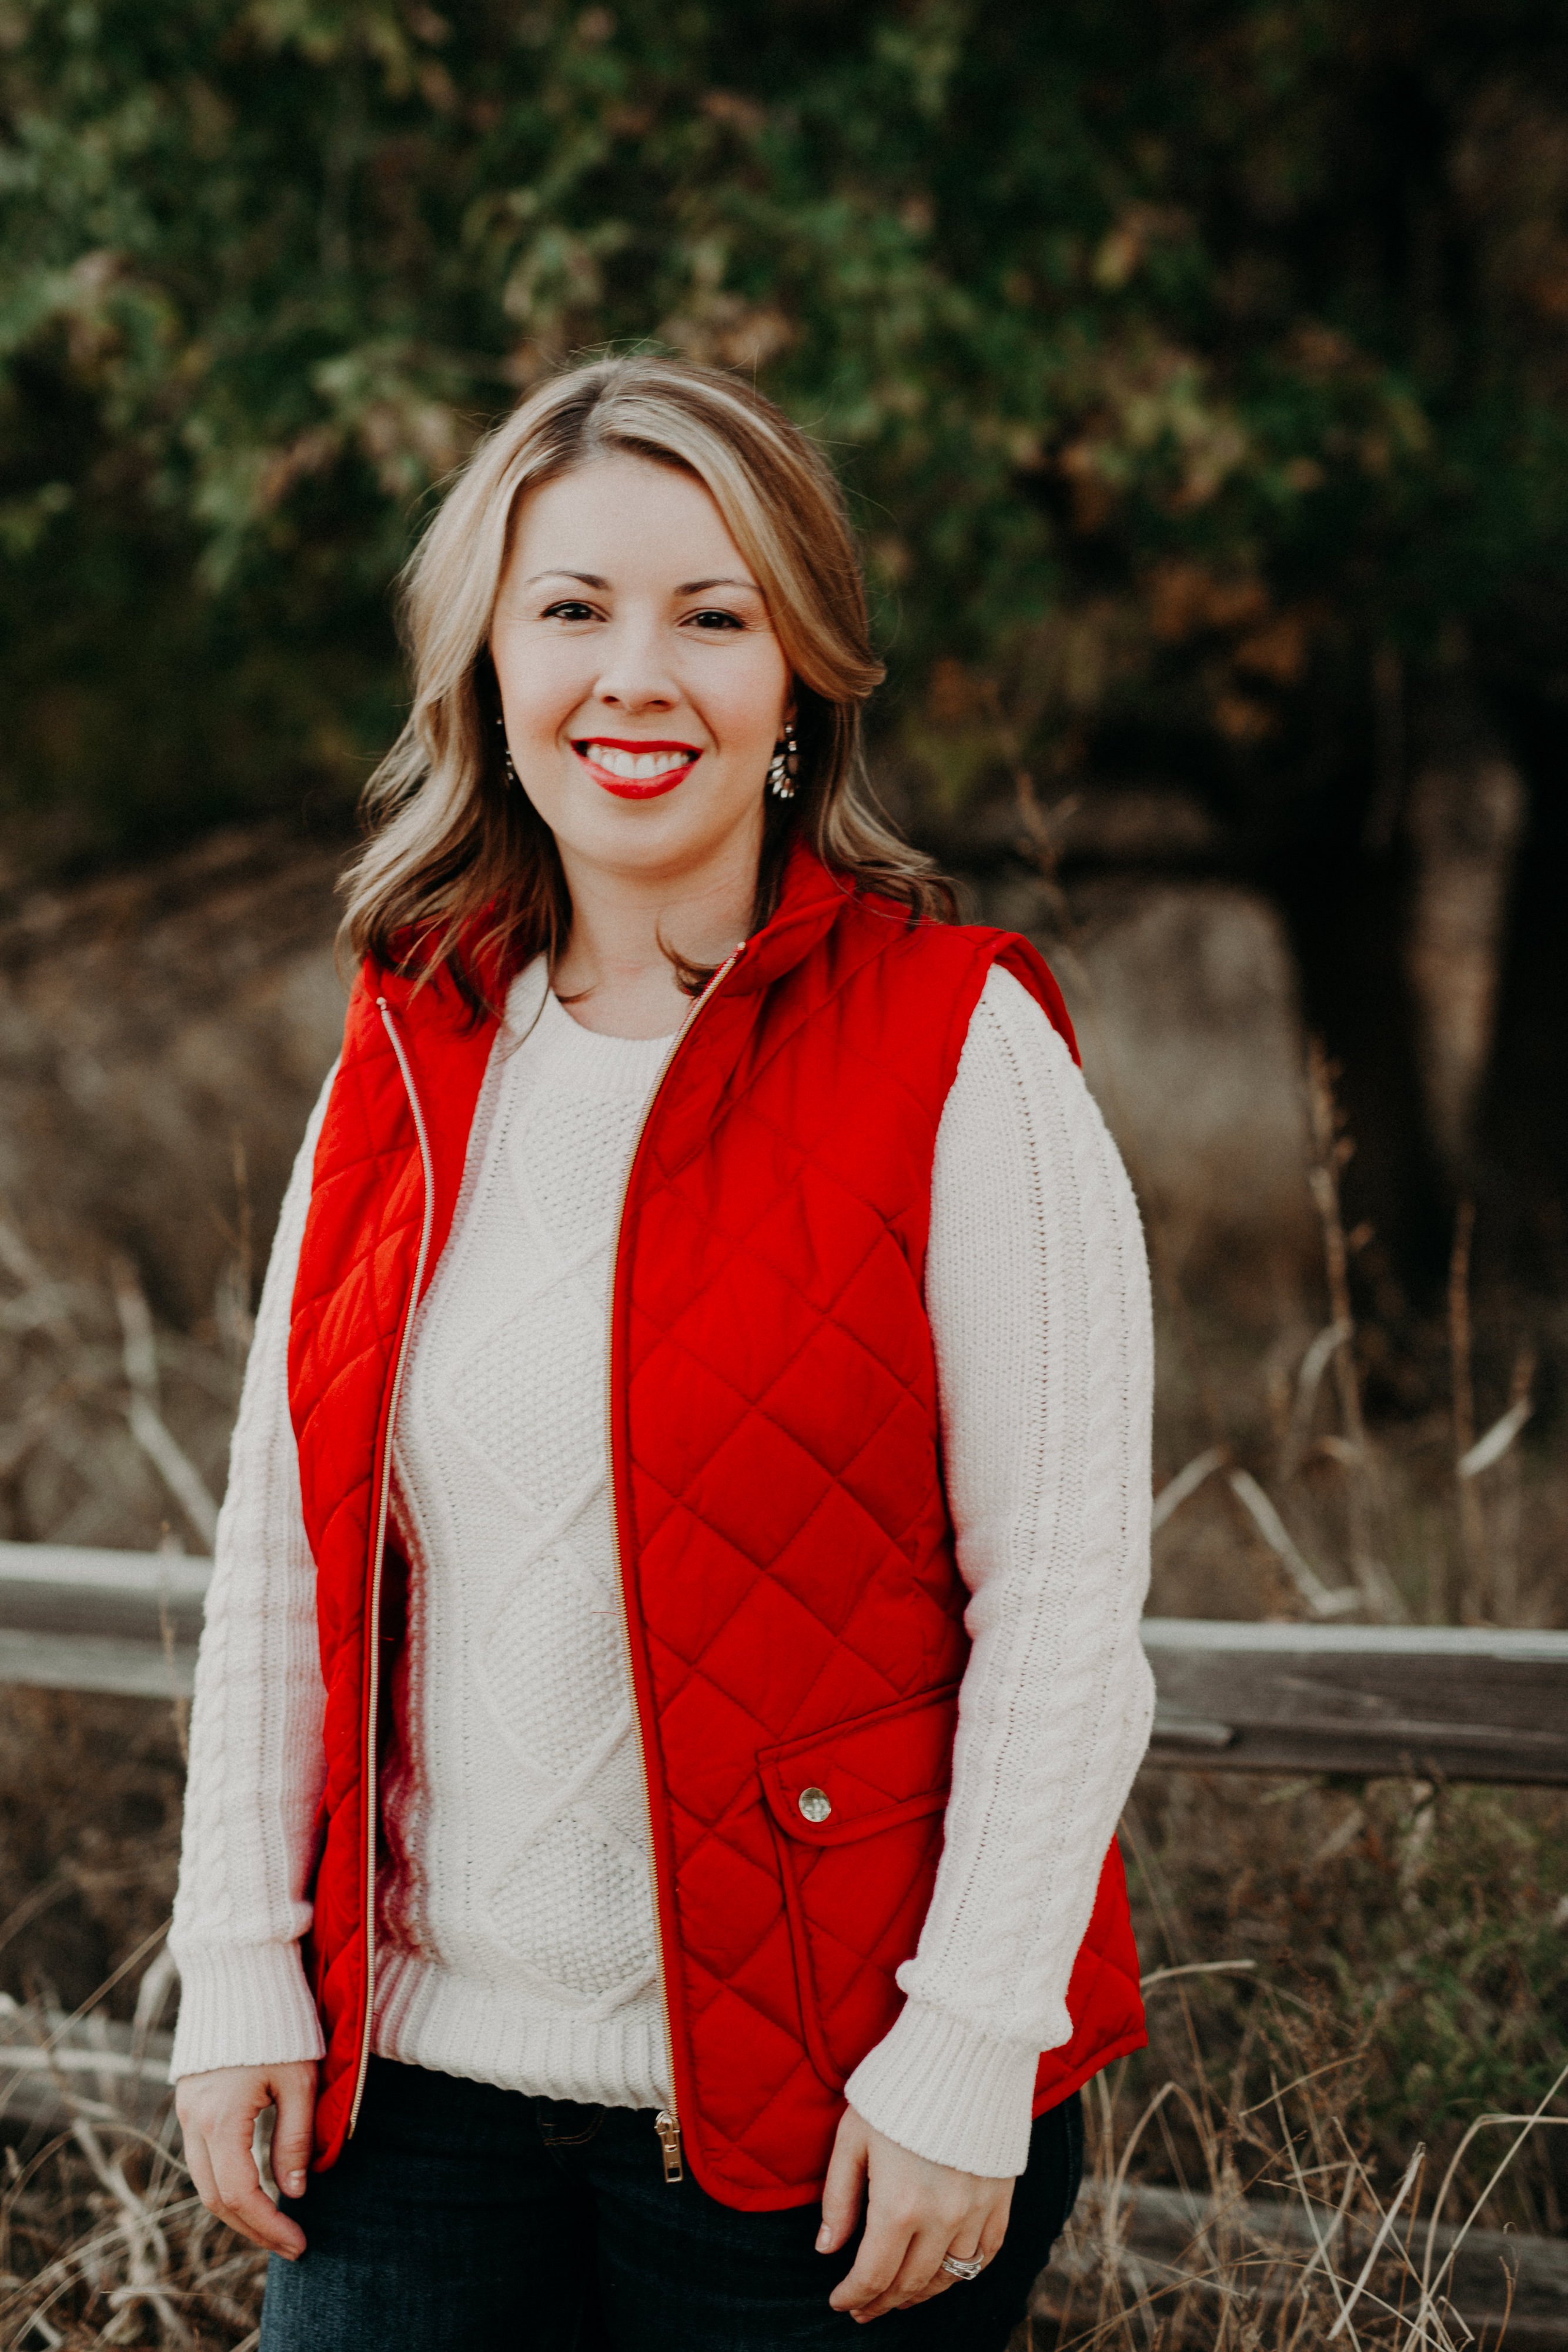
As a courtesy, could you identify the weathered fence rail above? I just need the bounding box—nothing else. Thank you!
[4,1542,1567,1784]
[0,1541,207,1701]
[1141,1615,1568,1783]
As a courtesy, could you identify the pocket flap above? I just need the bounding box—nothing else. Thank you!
[758,1684,959,1848]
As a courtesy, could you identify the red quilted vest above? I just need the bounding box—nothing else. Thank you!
[288,843,1146,2209]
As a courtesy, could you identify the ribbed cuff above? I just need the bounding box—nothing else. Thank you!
[844,1998,1044,2178]
[169,1942,326,2080]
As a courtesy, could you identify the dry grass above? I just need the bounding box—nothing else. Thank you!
[0,1893,1561,2349]
[0,1972,269,2348]
[1032,1967,1568,2347]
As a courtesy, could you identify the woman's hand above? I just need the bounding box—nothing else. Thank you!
[176,2061,318,2259]
[818,2104,1015,2322]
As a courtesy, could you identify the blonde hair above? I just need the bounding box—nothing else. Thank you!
[342,353,954,1004]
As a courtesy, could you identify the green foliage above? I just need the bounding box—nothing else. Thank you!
[4,0,1568,871]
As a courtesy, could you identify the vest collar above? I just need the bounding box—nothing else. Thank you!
[723,840,858,995]
[372,838,864,1025]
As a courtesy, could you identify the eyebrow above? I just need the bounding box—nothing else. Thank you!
[521,569,763,596]
[675,576,763,595]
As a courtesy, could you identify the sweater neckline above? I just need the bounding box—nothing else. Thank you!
[507,959,678,1062]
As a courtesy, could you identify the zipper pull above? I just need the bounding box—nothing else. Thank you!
[654,2109,684,2183]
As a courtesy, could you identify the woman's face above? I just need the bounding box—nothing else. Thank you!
[490,455,792,888]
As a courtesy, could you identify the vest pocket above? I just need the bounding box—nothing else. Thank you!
[757,1683,960,2093]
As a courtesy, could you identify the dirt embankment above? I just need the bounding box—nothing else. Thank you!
[0,829,347,1331]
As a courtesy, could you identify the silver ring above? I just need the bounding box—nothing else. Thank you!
[939,2253,985,2282]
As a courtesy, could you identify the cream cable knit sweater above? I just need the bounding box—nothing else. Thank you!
[170,961,1155,2179]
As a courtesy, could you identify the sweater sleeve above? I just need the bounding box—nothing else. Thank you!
[168,1065,337,2079]
[842,964,1155,2177]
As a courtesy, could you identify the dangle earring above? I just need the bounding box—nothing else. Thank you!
[767,721,799,800]
[495,711,519,786]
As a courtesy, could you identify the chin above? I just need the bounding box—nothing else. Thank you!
[553,784,759,877]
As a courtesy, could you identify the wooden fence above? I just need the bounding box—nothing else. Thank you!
[4,1541,1567,1784]
[1141,1615,1568,1783]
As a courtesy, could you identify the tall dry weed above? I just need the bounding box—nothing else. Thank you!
[1031,1962,1568,2347]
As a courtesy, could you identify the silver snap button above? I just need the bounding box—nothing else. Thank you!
[798,1786,832,1824]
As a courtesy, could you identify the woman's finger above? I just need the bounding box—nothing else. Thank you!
[828,2199,915,2316]
[898,2223,980,2306]
[902,2227,991,2306]
[208,2106,305,2259]
[853,2221,957,2319]
[901,2190,1015,2308]
[817,2108,870,2255]
[180,2120,220,2219]
[270,2067,316,2202]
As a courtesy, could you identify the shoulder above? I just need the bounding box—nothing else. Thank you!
[946,964,1083,1115]
[917,916,1079,1069]
[969,961,1077,1056]
[818,900,1078,1098]
[845,896,1074,1034]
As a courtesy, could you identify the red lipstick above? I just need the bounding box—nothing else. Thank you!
[573,737,702,800]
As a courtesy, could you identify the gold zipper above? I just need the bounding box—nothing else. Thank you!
[603,948,743,2183]
[653,2109,685,2182]
[348,998,439,2136]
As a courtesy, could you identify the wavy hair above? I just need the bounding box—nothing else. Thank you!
[341,354,954,1004]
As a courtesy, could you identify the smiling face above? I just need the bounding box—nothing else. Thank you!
[489,455,793,897]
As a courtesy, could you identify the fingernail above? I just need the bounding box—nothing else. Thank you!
[815,2225,831,2250]
[283,2172,304,2194]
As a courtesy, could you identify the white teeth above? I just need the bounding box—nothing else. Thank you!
[585,743,692,780]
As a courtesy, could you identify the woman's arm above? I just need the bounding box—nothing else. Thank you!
[169,1065,337,2080]
[842,963,1156,2180]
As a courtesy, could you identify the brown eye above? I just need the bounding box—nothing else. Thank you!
[541,600,597,622]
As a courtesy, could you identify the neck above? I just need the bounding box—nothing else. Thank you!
[551,815,762,1038]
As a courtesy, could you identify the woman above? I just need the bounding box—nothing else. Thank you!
[171,355,1155,2350]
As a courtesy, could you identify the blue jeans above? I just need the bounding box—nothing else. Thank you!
[260,2057,1082,2351]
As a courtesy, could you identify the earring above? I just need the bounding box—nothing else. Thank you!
[496,711,519,786]
[768,722,799,800]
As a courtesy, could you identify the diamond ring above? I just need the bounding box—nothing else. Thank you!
[939,2252,986,2282]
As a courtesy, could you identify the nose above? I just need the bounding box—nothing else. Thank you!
[592,610,678,715]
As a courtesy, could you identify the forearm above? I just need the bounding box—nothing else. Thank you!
[845,968,1155,2174]
[169,1070,336,2078]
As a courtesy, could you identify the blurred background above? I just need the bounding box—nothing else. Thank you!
[1,5,1566,2342]
[2,0,1567,1334]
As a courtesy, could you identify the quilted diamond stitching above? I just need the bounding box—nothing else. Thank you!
[609,898,1137,2198]
[613,915,1002,2198]
[294,865,1138,2201]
